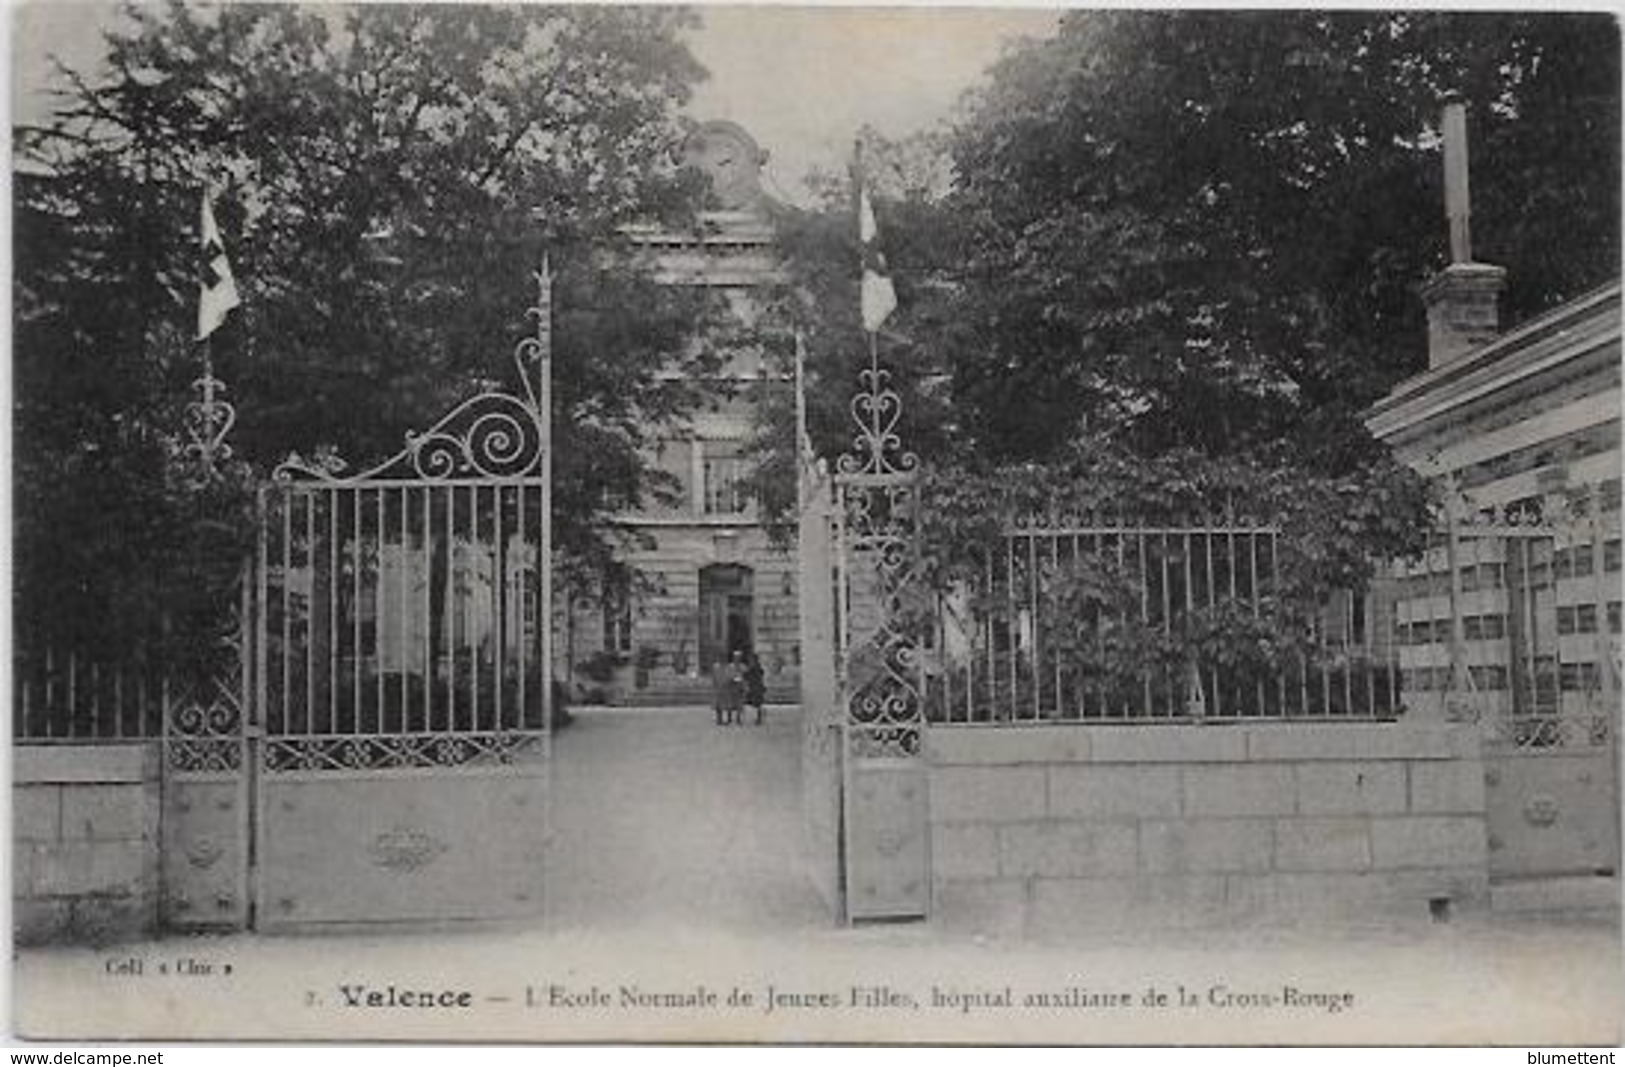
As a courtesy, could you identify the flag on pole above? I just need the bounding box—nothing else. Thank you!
[858,180,896,334]
[197,192,241,340]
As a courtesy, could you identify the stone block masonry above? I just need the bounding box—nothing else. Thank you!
[925,723,1488,938]
[13,744,161,945]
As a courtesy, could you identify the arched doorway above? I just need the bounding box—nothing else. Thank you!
[698,563,754,671]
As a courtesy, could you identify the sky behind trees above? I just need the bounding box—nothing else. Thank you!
[10,2,1058,200]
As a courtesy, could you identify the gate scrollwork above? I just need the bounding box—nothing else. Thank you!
[837,350,923,759]
[274,325,546,485]
[165,565,249,775]
[257,269,552,775]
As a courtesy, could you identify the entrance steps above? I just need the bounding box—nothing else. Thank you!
[1490,875,1621,916]
[577,674,799,708]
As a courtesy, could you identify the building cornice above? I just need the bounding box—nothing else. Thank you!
[1366,281,1622,441]
[621,208,779,247]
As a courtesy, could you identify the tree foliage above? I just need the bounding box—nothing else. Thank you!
[744,13,1616,685]
[946,11,1620,463]
[14,2,717,658]
[912,11,1619,628]
[739,128,963,543]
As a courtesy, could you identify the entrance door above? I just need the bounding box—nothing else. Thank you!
[699,564,754,670]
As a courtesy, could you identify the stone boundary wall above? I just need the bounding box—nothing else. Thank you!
[925,723,1488,937]
[13,744,161,945]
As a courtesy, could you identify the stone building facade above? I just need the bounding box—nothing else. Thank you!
[1366,259,1621,892]
[560,121,801,705]
[1366,273,1622,717]
[1367,272,1620,528]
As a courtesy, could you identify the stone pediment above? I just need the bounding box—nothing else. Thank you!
[616,120,788,287]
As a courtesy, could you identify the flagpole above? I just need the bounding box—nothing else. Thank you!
[794,329,805,442]
[195,303,228,486]
[192,188,243,484]
[858,138,876,450]
[854,137,877,380]
[202,332,219,427]
[198,188,217,474]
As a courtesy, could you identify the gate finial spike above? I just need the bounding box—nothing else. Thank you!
[515,253,554,413]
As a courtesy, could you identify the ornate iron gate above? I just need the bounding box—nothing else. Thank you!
[164,270,557,931]
[253,276,554,929]
[834,350,929,921]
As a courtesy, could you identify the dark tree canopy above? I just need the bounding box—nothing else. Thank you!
[746,12,1616,614]
[945,10,1620,464]
[14,2,719,653]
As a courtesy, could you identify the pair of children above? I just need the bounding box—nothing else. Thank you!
[712,650,766,725]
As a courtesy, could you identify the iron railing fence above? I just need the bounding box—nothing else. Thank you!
[13,647,167,742]
[259,481,548,743]
[1390,515,1621,749]
[921,524,1402,725]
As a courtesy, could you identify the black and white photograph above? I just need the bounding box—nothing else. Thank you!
[7,1,1623,1046]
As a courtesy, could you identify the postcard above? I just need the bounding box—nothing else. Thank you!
[11,1,1622,1045]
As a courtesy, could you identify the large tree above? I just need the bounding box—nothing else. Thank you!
[945,11,1620,464]
[746,12,1617,656]
[14,2,719,657]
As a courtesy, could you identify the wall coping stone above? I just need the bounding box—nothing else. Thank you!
[15,744,158,785]
[926,727,1091,765]
[928,723,1481,766]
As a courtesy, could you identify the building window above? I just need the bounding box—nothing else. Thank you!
[1557,604,1598,635]
[703,455,747,515]
[1424,618,1452,645]
[1404,666,1458,692]
[1533,654,1558,706]
[1576,603,1598,634]
[650,440,691,515]
[1560,662,1601,692]
[1462,614,1505,641]
[1554,544,1595,579]
[1505,496,1544,524]
[602,565,633,655]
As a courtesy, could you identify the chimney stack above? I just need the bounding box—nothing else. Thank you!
[1422,101,1506,370]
